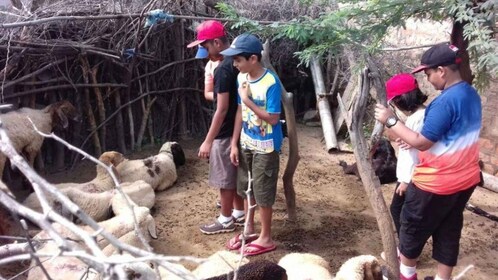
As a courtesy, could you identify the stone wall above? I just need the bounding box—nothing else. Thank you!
[479,78,498,176]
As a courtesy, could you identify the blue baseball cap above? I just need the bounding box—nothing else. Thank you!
[220,33,263,56]
[195,46,208,59]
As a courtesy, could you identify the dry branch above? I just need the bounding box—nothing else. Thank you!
[337,68,399,279]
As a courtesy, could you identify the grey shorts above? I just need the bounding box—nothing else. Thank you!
[208,137,237,189]
[237,149,279,207]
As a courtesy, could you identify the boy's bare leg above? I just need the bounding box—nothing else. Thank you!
[220,188,235,218]
[436,263,453,280]
[233,192,244,212]
[245,206,274,251]
[243,197,256,235]
[400,254,417,267]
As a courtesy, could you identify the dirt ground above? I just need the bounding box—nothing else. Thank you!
[3,124,498,279]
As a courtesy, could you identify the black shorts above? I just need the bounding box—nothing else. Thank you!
[399,183,475,266]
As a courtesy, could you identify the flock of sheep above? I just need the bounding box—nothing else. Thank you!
[0,101,383,280]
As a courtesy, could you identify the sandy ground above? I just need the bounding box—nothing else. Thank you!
[2,124,498,279]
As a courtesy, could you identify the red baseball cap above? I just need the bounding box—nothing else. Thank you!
[187,20,226,48]
[386,73,419,102]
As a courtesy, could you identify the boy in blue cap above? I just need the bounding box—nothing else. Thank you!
[221,33,284,256]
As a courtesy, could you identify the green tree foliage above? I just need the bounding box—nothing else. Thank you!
[218,0,497,87]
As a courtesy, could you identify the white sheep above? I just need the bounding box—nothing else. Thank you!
[192,250,249,279]
[114,141,185,191]
[278,252,333,280]
[334,255,381,280]
[278,253,381,280]
[0,100,79,179]
[22,180,155,222]
[54,151,125,193]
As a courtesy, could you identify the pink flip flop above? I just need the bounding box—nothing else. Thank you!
[226,233,259,250]
[240,243,277,256]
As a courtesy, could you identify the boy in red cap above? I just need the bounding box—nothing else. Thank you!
[187,20,245,235]
[375,43,482,280]
[381,73,427,261]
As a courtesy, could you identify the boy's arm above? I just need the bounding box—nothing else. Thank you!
[230,105,242,166]
[239,82,280,125]
[375,104,434,151]
[198,92,229,159]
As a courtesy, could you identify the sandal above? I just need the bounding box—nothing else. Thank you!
[240,243,276,256]
[226,233,259,250]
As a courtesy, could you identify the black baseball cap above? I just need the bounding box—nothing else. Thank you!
[412,43,462,74]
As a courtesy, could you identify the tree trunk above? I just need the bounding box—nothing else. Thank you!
[262,41,299,222]
[174,21,188,139]
[450,20,473,85]
[309,55,338,152]
[367,56,388,147]
[337,68,399,279]
[136,97,157,150]
[113,89,126,154]
[90,66,106,151]
[80,57,102,156]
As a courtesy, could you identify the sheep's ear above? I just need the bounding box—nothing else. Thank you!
[171,143,186,167]
[147,218,157,239]
[56,107,69,129]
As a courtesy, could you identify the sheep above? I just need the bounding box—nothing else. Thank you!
[278,253,382,280]
[192,250,249,279]
[27,193,157,280]
[339,138,397,184]
[0,100,79,179]
[334,255,382,280]
[54,151,125,193]
[22,180,155,222]
[26,239,98,280]
[205,260,287,280]
[278,252,333,280]
[114,141,186,191]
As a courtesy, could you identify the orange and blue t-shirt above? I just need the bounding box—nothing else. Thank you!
[412,81,482,195]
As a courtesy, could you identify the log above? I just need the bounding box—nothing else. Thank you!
[482,172,498,193]
[333,51,360,134]
[80,56,102,156]
[337,68,399,279]
[262,40,299,222]
[309,55,338,153]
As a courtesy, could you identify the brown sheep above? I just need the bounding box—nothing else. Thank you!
[0,100,79,181]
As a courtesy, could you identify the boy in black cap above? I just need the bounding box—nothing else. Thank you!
[221,33,284,256]
[375,43,482,280]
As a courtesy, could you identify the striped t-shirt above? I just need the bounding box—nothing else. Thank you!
[412,81,482,195]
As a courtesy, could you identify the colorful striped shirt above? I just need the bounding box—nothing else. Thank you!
[412,81,481,195]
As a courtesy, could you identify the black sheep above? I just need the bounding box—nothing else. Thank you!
[339,138,397,184]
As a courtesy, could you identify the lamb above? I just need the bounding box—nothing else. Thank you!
[22,180,155,222]
[278,252,333,280]
[334,255,382,280]
[27,193,157,280]
[205,260,287,280]
[114,141,186,191]
[278,253,382,280]
[339,138,397,184]
[0,100,79,180]
[54,151,125,193]
[192,250,249,279]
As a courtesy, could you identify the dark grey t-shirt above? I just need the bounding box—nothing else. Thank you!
[213,56,239,139]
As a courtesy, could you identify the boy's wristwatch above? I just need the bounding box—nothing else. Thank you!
[385,116,398,128]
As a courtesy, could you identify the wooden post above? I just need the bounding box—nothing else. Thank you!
[262,40,299,221]
[309,55,338,152]
[338,68,399,279]
[113,88,126,154]
[80,56,102,156]
[90,66,107,151]
[367,56,388,147]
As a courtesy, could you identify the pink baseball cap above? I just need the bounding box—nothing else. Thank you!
[386,73,419,102]
[187,20,226,48]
